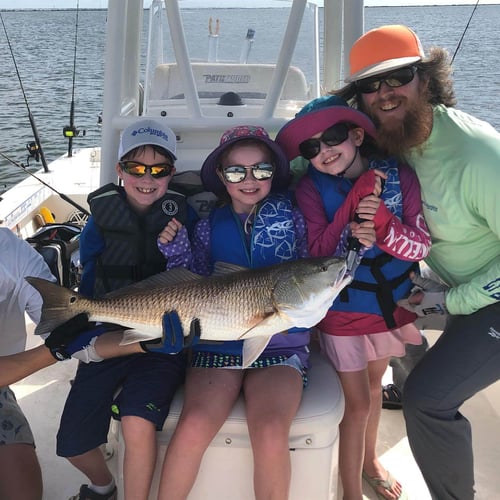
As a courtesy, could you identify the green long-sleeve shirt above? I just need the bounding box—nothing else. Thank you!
[407,104,500,315]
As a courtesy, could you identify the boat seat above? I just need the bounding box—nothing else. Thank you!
[27,223,82,288]
[110,342,344,499]
[149,62,309,102]
[170,170,218,219]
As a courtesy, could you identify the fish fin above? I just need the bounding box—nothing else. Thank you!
[104,268,202,298]
[242,337,272,368]
[212,261,248,276]
[24,277,82,335]
[120,329,160,345]
[237,313,289,340]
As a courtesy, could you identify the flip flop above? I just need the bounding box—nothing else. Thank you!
[363,470,406,500]
[382,383,403,410]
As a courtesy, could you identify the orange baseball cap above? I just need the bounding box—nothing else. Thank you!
[346,25,425,83]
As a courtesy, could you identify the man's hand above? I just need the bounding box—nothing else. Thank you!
[397,273,449,317]
[45,313,108,361]
[140,311,185,354]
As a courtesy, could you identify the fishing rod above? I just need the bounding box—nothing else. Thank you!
[0,150,90,217]
[451,0,480,65]
[63,0,85,157]
[0,12,50,173]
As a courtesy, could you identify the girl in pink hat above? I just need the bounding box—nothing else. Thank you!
[277,96,431,500]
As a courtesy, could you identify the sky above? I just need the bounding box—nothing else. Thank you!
[0,1,498,10]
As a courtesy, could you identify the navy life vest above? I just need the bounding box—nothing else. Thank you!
[309,158,417,328]
[89,183,188,296]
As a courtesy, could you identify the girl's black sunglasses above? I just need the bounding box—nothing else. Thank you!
[298,123,350,160]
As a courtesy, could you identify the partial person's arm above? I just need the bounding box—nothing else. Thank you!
[77,217,105,297]
[0,312,184,386]
[442,158,500,314]
[292,208,309,258]
[295,176,354,257]
[371,165,431,261]
[0,333,143,387]
[157,217,193,270]
[189,219,213,276]
[0,345,56,386]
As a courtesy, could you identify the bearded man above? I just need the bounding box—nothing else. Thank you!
[333,25,500,500]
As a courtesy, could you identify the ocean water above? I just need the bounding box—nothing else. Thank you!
[0,4,499,192]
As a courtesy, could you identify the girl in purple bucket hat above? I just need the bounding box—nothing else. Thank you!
[277,96,432,500]
[157,124,311,499]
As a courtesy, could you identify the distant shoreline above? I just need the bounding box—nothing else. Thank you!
[2,4,499,11]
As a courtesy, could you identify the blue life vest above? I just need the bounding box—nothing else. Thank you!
[209,194,298,267]
[194,194,305,356]
[309,158,417,328]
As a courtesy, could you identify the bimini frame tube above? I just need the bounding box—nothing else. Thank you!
[165,0,202,119]
[100,0,143,186]
[323,0,364,89]
[261,0,307,119]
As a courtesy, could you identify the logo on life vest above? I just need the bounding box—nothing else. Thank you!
[162,199,179,216]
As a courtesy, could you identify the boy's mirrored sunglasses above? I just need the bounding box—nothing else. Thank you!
[119,160,174,178]
[355,65,417,94]
[298,123,350,160]
[220,162,275,183]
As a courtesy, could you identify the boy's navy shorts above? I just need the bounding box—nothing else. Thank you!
[56,351,186,457]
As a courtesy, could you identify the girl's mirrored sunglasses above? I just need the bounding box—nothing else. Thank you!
[298,123,350,160]
[119,160,174,178]
[220,162,275,183]
[355,65,417,94]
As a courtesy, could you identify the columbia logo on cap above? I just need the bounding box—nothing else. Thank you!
[131,126,171,144]
[118,118,177,160]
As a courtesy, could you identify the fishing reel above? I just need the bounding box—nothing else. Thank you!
[63,125,86,138]
[26,141,41,162]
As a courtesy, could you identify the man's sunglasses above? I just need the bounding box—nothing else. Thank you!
[298,123,350,160]
[119,160,174,178]
[220,162,275,183]
[355,66,417,94]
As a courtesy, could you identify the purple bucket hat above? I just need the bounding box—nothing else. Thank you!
[200,125,291,196]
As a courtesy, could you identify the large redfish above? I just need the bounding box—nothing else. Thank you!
[27,257,350,366]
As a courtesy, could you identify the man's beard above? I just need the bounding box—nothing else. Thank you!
[361,93,433,160]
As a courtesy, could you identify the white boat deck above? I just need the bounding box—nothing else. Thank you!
[14,328,500,500]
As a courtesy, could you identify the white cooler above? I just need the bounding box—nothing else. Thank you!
[112,344,344,499]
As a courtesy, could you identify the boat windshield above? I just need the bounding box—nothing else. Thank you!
[143,0,321,120]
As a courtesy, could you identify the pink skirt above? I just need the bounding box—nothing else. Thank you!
[319,323,423,372]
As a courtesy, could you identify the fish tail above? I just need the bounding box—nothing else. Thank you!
[26,277,84,335]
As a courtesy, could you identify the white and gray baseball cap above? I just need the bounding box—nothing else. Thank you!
[118,118,177,160]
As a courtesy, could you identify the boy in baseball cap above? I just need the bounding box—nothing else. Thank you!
[57,117,193,500]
